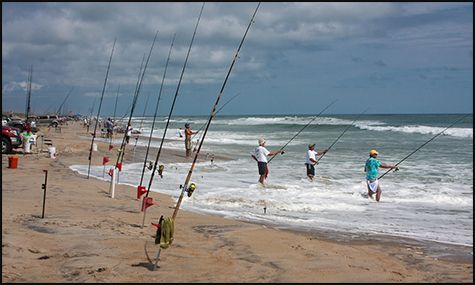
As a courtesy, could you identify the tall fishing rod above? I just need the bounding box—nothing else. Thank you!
[87,38,116,179]
[267,99,337,164]
[108,84,120,148]
[133,92,152,150]
[138,34,176,187]
[56,88,73,116]
[315,108,369,164]
[191,92,241,143]
[171,2,261,221]
[25,65,33,123]
[143,3,205,200]
[378,114,470,180]
[116,31,159,167]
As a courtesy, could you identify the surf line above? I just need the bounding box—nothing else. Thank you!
[136,34,176,206]
[141,3,205,228]
[87,38,116,179]
[114,30,159,174]
[315,108,369,164]
[190,92,242,152]
[171,2,261,222]
[377,114,471,180]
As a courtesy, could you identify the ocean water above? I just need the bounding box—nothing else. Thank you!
[71,113,473,248]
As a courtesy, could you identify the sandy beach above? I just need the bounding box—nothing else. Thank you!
[2,121,473,283]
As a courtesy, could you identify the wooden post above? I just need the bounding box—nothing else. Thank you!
[41,170,48,218]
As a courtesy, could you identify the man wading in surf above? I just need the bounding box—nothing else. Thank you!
[364,149,398,202]
[251,138,284,185]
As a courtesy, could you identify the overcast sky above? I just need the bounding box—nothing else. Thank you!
[2,2,473,116]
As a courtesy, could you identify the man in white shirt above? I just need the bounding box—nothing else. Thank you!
[251,138,284,185]
[305,143,327,181]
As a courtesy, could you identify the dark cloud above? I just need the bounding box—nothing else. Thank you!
[2,2,472,115]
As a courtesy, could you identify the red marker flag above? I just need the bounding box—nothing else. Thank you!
[102,156,110,165]
[141,197,155,212]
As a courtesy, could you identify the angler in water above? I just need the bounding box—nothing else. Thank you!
[184,123,197,158]
[305,143,327,181]
[364,149,398,202]
[251,138,284,185]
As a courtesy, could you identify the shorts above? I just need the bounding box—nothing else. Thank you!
[257,161,268,176]
[367,179,379,193]
[185,139,192,150]
[305,163,315,176]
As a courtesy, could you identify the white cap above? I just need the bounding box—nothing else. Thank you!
[258,138,266,145]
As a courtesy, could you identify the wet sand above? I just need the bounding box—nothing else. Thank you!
[2,121,473,282]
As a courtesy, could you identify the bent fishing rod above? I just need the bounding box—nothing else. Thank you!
[56,88,73,116]
[378,114,470,180]
[191,92,241,144]
[172,2,261,221]
[115,30,159,167]
[138,33,176,188]
[143,3,205,201]
[315,108,369,164]
[87,38,116,179]
[267,99,337,164]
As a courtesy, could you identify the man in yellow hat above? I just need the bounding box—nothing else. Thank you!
[364,149,398,201]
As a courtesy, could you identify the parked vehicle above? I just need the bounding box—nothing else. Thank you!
[2,125,22,154]
[34,115,60,127]
[6,119,38,133]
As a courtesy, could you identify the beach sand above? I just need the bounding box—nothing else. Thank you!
[2,121,473,282]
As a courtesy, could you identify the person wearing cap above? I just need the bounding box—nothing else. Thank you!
[184,123,197,158]
[305,143,328,181]
[251,138,285,185]
[364,149,398,201]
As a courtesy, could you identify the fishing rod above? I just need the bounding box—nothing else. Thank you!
[315,108,369,164]
[56,88,74,116]
[143,3,205,201]
[138,34,176,188]
[115,30,159,167]
[25,65,33,123]
[133,92,152,150]
[87,38,116,179]
[108,84,120,148]
[378,114,470,180]
[267,99,337,164]
[190,92,241,145]
[171,2,261,221]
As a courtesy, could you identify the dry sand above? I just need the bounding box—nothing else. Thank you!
[2,121,473,282]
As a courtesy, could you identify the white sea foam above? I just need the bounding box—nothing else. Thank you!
[354,122,472,138]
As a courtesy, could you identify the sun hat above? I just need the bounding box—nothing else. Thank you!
[185,123,190,128]
[369,149,379,155]
[258,138,266,145]
[308,143,315,148]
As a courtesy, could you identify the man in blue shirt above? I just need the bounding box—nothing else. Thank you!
[364,149,398,202]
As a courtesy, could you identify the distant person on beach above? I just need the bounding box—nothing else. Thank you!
[176,128,184,138]
[364,149,398,202]
[251,138,284,185]
[125,123,132,144]
[105,118,114,139]
[184,123,197,158]
[305,143,328,181]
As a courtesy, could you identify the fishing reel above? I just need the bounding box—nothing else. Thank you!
[182,182,197,197]
[158,165,165,178]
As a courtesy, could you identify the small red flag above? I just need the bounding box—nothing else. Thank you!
[102,156,110,165]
